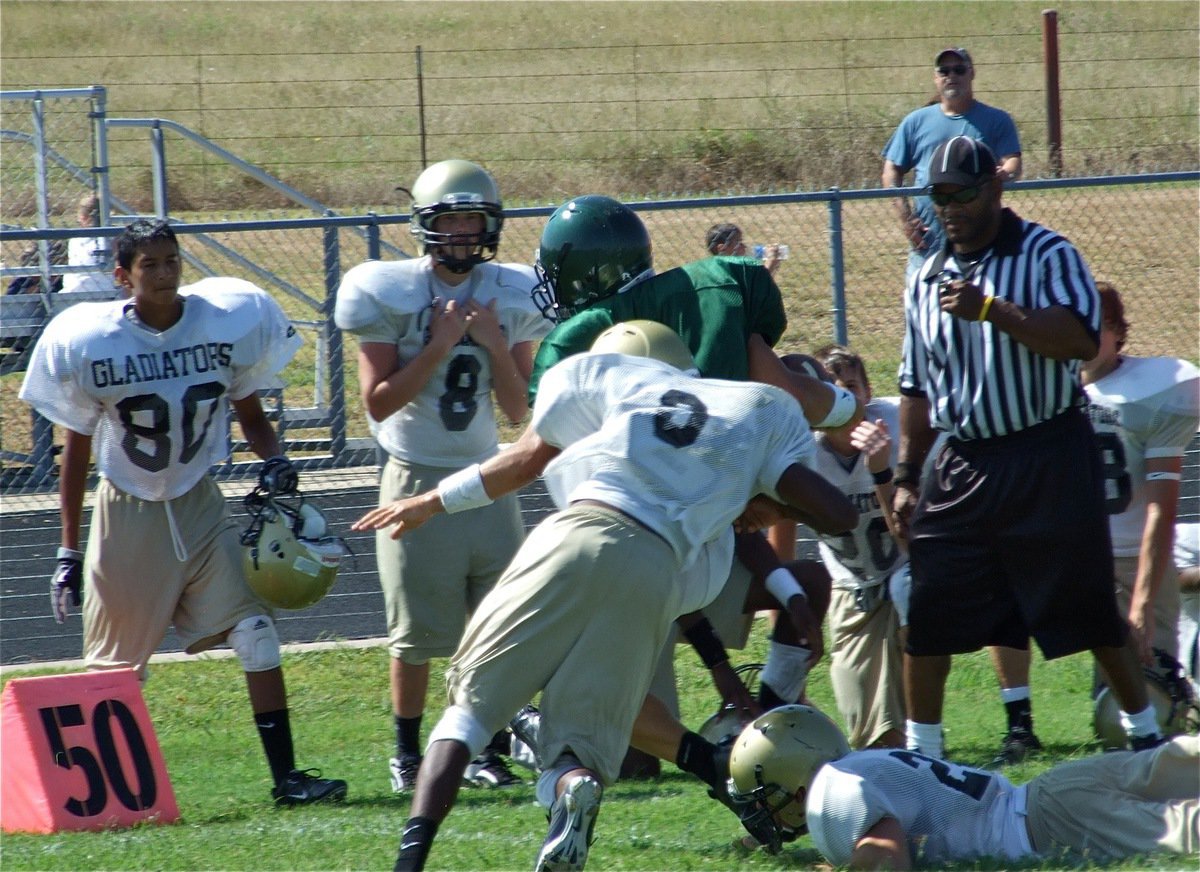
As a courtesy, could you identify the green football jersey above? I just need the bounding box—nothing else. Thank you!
[529,256,786,402]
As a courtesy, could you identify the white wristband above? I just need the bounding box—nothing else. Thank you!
[765,567,806,605]
[1146,472,1181,482]
[816,384,857,428]
[437,464,492,514]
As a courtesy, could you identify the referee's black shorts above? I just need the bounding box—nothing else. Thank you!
[906,406,1128,659]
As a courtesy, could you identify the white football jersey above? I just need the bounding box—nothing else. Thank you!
[533,352,816,608]
[19,277,301,501]
[807,749,1032,867]
[1084,357,1200,555]
[812,398,905,590]
[333,256,549,466]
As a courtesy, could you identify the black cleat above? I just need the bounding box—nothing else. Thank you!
[989,727,1044,767]
[272,768,348,806]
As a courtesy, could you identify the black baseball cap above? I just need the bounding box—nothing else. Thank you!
[935,47,973,67]
[926,136,997,188]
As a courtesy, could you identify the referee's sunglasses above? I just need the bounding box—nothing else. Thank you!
[928,184,984,206]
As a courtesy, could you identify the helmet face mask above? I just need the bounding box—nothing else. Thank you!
[409,159,504,274]
[241,489,344,610]
[1094,647,1200,747]
[728,705,852,850]
[532,195,653,322]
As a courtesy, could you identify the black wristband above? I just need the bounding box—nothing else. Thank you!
[682,618,729,670]
[894,461,921,486]
[871,467,894,485]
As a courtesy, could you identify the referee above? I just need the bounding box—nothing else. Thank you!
[890,136,1161,758]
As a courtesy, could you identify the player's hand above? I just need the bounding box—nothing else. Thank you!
[784,593,823,666]
[352,493,440,539]
[51,550,83,624]
[464,298,506,353]
[850,418,892,471]
[428,297,470,353]
[710,661,762,719]
[259,455,297,494]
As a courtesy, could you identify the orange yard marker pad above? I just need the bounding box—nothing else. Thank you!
[1,669,179,833]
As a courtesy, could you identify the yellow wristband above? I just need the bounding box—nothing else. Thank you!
[978,295,995,322]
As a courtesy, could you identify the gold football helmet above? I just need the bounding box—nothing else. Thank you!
[728,705,850,849]
[1093,648,1198,748]
[241,489,345,610]
[589,319,696,372]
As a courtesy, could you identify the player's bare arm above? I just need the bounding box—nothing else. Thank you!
[57,429,92,552]
[357,298,469,421]
[849,817,912,870]
[774,462,857,535]
[851,417,906,550]
[676,609,760,716]
[1129,459,1184,663]
[353,424,561,538]
[746,334,865,431]
[231,394,285,460]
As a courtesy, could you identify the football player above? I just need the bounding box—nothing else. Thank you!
[20,219,346,806]
[528,194,861,433]
[986,281,1200,756]
[333,159,550,793]
[525,197,862,813]
[354,324,857,872]
[801,346,910,750]
[727,704,1199,866]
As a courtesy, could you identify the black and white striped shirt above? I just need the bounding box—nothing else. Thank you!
[898,208,1100,440]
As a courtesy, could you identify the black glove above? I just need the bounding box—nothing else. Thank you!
[51,548,83,624]
[259,455,298,495]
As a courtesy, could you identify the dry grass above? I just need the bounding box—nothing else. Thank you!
[1,1,1196,210]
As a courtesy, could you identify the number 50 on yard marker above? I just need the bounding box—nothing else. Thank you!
[1,669,178,833]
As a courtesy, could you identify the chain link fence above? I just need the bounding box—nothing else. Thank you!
[2,88,1196,515]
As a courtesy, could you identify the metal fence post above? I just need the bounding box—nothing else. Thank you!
[323,219,346,463]
[826,189,848,346]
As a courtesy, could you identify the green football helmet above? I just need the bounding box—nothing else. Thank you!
[409,159,504,273]
[590,319,696,372]
[532,195,653,322]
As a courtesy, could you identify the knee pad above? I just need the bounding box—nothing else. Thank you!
[427,704,492,758]
[228,615,281,673]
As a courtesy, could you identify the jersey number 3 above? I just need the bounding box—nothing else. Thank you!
[115,382,225,472]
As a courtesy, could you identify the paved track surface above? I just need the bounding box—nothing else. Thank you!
[3,439,1197,670]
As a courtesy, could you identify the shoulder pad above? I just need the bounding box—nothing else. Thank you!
[335,259,429,331]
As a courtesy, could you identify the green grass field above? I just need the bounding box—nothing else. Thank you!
[2,636,1192,871]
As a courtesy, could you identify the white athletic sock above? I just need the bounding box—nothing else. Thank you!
[999,686,1031,704]
[759,641,811,703]
[1120,704,1161,739]
[906,720,944,758]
